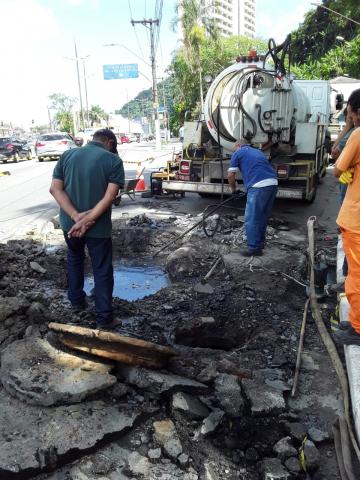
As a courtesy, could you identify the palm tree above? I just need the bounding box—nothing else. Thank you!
[88,105,108,127]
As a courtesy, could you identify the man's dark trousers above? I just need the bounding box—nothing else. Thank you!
[244,185,278,251]
[64,235,114,326]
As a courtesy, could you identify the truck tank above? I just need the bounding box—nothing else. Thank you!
[204,58,312,154]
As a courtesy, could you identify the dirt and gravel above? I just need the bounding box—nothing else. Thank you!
[0,195,343,480]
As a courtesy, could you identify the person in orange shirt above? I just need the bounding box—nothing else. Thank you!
[333,88,360,345]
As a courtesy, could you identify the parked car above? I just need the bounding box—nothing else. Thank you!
[119,134,130,144]
[35,133,77,162]
[0,137,32,163]
[142,134,154,141]
[129,134,138,143]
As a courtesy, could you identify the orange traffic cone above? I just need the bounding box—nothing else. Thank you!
[135,163,146,192]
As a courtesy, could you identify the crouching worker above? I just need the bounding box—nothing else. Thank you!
[50,129,125,329]
[227,139,278,257]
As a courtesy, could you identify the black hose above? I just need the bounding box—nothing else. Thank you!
[153,195,242,257]
[265,35,291,76]
[256,104,273,135]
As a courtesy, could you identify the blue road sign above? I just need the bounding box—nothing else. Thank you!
[103,64,139,80]
[157,106,168,113]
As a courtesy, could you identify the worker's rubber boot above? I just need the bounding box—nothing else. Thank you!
[239,247,263,257]
[97,318,122,331]
[71,298,88,313]
[333,326,360,346]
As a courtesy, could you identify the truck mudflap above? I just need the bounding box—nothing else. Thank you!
[162,180,309,200]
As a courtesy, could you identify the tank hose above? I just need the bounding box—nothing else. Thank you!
[256,104,273,135]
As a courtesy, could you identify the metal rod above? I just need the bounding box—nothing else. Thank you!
[153,195,240,258]
[291,298,310,397]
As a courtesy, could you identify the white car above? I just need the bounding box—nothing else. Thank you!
[129,134,138,143]
[36,133,77,162]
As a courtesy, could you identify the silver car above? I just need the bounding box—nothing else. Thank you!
[35,132,77,161]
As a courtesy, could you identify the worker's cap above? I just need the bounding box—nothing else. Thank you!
[94,128,117,146]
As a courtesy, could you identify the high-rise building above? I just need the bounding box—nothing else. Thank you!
[199,0,256,38]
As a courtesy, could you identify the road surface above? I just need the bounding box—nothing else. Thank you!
[0,142,340,242]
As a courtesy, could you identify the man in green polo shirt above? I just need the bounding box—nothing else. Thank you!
[50,129,125,329]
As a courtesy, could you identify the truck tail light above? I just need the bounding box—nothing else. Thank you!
[277,164,289,179]
[180,160,190,174]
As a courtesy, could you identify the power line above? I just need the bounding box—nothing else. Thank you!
[127,0,146,63]
[154,0,163,54]
[131,18,161,150]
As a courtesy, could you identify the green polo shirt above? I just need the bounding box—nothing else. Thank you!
[53,141,125,238]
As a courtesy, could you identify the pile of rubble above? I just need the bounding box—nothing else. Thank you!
[0,213,342,479]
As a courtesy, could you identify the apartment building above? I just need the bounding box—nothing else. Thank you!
[199,0,256,38]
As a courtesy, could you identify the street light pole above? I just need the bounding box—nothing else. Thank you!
[74,39,84,129]
[131,18,161,150]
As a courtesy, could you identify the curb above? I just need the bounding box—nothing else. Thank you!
[337,234,360,443]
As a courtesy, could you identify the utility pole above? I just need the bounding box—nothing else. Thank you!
[74,39,84,129]
[131,18,161,150]
[82,59,89,127]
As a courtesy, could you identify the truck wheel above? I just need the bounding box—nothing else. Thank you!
[304,177,318,204]
[38,158,43,162]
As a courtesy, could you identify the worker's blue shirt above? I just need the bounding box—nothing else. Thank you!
[228,145,277,189]
[53,141,125,238]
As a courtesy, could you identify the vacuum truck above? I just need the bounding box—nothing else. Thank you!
[163,38,331,202]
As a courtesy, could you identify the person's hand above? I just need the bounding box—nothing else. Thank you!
[68,216,95,238]
[339,168,354,184]
[331,146,341,160]
[73,210,91,222]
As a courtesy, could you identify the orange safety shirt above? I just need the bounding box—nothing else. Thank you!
[336,127,360,233]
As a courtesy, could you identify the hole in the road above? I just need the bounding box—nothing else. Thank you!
[174,324,250,351]
[84,258,170,301]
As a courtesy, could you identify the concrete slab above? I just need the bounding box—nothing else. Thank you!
[0,337,116,406]
[118,365,208,395]
[0,387,140,476]
[337,234,360,443]
[223,245,288,272]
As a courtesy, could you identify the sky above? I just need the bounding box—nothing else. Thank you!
[0,0,316,129]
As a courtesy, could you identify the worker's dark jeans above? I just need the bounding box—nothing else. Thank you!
[64,235,114,326]
[245,185,278,251]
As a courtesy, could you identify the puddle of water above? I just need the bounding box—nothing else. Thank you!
[84,258,170,301]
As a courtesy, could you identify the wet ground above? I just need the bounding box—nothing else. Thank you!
[0,179,345,480]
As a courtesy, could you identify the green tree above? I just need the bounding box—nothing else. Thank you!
[48,93,77,133]
[88,104,108,126]
[292,34,360,79]
[291,0,360,65]
[168,35,267,131]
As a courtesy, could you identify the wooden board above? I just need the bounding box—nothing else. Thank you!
[48,322,177,369]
